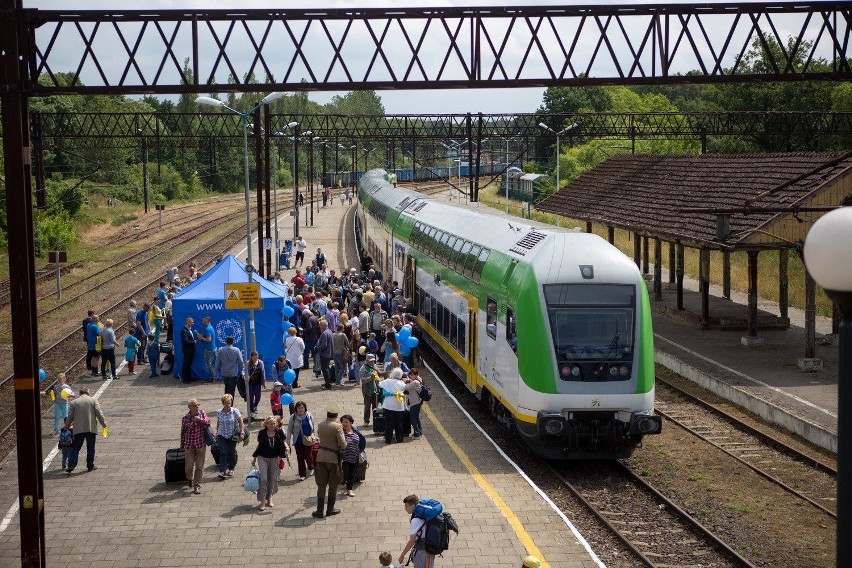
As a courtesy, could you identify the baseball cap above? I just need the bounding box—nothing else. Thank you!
[366,353,377,361]
[273,381,283,388]
[522,556,541,568]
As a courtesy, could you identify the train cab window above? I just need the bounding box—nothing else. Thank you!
[450,313,458,348]
[457,319,467,357]
[506,308,517,354]
[486,297,497,340]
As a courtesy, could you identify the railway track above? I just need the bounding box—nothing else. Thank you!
[0,191,299,455]
[654,377,837,519]
[0,215,250,446]
[549,460,755,567]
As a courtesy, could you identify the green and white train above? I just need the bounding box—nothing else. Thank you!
[357,169,661,459]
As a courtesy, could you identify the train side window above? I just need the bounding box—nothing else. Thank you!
[506,308,517,354]
[457,319,467,357]
[450,238,465,272]
[450,313,458,349]
[441,304,449,338]
[486,297,497,340]
[467,244,482,277]
[459,241,473,276]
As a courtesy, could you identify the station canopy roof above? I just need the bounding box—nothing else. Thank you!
[537,152,852,250]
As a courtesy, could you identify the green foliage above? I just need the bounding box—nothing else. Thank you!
[34,209,75,256]
[327,91,385,115]
[43,177,85,216]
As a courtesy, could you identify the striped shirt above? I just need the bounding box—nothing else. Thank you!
[216,407,242,438]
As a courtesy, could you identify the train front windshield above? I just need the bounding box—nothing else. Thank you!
[544,284,635,382]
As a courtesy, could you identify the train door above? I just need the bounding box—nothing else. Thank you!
[466,301,478,392]
[478,296,499,392]
[404,255,416,298]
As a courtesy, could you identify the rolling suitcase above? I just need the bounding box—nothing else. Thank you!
[164,448,187,483]
[160,353,175,375]
[372,408,385,435]
[158,341,174,355]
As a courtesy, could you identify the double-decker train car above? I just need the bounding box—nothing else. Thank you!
[356,169,661,459]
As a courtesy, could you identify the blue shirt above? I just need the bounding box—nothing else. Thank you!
[201,324,217,351]
[86,322,101,351]
[216,345,243,377]
[134,310,149,339]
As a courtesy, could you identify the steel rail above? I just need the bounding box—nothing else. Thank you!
[655,375,837,476]
[0,214,252,442]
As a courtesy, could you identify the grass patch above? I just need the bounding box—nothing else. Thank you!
[687,472,709,482]
[640,466,651,476]
[111,214,138,226]
[730,501,754,513]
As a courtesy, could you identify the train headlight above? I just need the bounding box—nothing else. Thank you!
[571,366,581,377]
[629,413,662,435]
[619,365,630,377]
[609,366,618,377]
[544,418,564,435]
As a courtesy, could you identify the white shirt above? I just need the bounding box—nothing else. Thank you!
[378,379,407,411]
[284,335,305,368]
[409,516,426,536]
[296,239,307,253]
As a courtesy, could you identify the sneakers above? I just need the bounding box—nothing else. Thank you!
[299,476,306,481]
[218,472,227,479]
[346,490,355,497]
[192,486,201,495]
[128,371,136,376]
[87,465,97,472]
[225,470,234,477]
[308,469,315,477]
[148,374,158,378]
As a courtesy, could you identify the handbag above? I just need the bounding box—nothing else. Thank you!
[357,450,367,464]
[301,416,316,445]
[204,425,216,446]
[244,467,260,492]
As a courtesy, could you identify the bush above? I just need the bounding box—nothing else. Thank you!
[34,210,76,256]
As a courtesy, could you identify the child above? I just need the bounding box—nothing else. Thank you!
[124,333,142,375]
[367,333,379,359]
[42,372,74,435]
[270,381,284,418]
[378,551,400,568]
[146,334,161,378]
[58,419,73,470]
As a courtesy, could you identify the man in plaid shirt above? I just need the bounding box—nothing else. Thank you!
[181,399,210,494]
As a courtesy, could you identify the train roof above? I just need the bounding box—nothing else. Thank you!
[361,170,636,276]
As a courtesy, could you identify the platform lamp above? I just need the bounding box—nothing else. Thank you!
[803,206,852,568]
[350,144,357,185]
[272,122,298,254]
[538,122,578,197]
[301,130,313,228]
[195,91,285,420]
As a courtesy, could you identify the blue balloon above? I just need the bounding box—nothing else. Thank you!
[282,305,294,317]
[281,320,292,332]
[400,345,411,356]
[283,368,296,385]
[406,337,419,349]
[280,393,293,406]
[38,368,46,382]
[398,327,411,342]
[394,333,401,344]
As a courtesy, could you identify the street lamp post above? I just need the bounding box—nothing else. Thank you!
[350,145,357,186]
[442,140,466,201]
[194,92,286,389]
[272,122,298,255]
[803,206,852,568]
[538,122,578,197]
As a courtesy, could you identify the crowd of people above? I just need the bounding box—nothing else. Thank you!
[67,221,461,564]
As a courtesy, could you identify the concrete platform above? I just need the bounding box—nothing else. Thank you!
[650,269,838,453]
[0,196,601,567]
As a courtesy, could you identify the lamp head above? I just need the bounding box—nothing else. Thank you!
[804,207,852,293]
[195,96,224,108]
[538,122,552,133]
[286,121,298,128]
[350,145,356,149]
[302,130,312,136]
[559,122,579,135]
[260,91,287,104]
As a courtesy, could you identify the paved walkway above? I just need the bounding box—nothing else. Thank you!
[0,195,601,567]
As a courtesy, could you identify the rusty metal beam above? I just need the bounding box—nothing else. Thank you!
[18,3,852,96]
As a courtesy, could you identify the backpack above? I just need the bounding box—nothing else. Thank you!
[418,382,432,402]
[415,511,459,557]
[58,429,73,448]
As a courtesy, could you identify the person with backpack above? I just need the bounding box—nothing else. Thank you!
[399,494,458,567]
[245,351,266,419]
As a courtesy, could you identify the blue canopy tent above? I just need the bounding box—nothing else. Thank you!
[171,255,286,381]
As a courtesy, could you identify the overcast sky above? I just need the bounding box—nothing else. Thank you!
[25,0,802,114]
